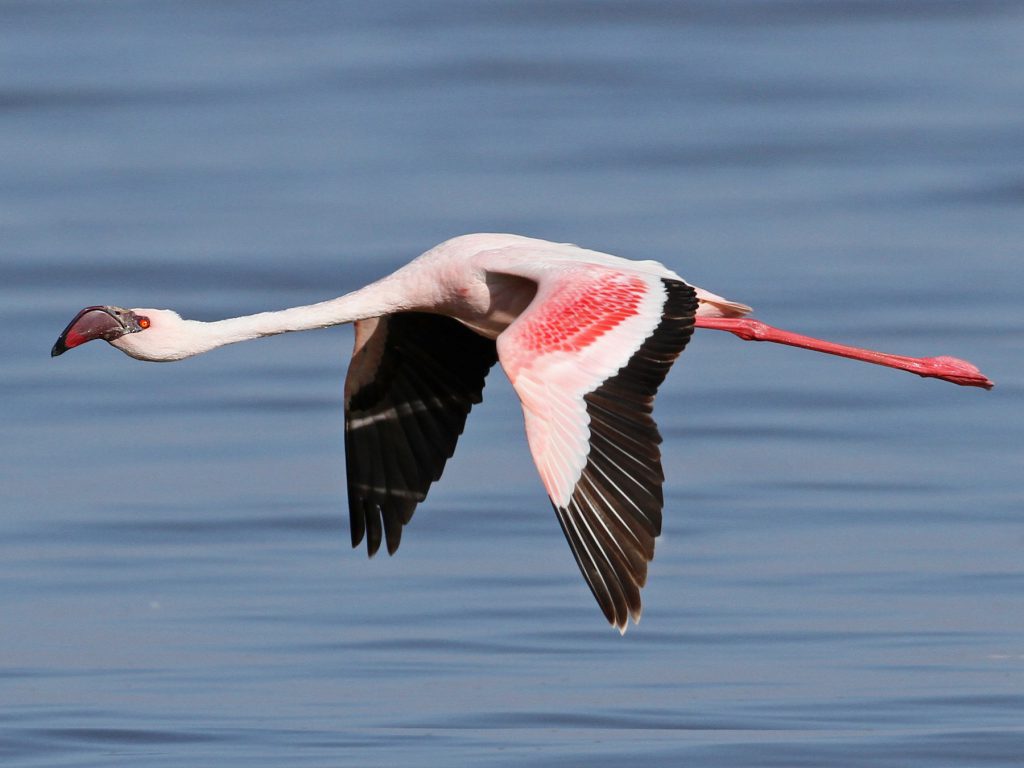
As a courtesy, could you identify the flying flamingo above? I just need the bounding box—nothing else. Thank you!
[51,233,993,632]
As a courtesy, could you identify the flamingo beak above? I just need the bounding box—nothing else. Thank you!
[51,306,140,357]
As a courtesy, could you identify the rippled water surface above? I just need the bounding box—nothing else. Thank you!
[2,2,1023,766]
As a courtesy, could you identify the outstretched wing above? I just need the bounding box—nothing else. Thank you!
[344,312,499,556]
[496,270,698,632]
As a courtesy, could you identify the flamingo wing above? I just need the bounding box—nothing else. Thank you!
[344,312,499,556]
[496,270,698,631]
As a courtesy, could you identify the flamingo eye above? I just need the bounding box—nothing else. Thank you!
[138,316,151,329]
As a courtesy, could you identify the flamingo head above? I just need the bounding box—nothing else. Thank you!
[52,306,190,362]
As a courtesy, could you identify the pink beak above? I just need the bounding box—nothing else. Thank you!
[51,306,132,357]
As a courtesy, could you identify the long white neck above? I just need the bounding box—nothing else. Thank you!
[123,274,421,362]
[196,279,414,351]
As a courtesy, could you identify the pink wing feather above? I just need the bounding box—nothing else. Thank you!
[496,267,699,631]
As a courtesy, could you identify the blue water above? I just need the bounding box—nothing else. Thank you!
[2,2,1023,765]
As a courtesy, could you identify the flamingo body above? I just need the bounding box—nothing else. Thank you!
[52,233,992,632]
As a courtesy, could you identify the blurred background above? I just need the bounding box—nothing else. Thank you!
[1,2,1022,766]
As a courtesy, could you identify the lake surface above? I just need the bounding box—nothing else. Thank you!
[2,1,1023,766]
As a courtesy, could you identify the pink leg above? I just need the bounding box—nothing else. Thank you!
[694,317,994,390]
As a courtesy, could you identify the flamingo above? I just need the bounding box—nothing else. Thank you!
[51,233,993,632]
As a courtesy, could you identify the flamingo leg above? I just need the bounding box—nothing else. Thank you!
[694,317,994,390]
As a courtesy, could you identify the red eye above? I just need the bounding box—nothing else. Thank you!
[138,316,151,329]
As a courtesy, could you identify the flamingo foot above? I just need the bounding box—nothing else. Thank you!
[915,356,994,390]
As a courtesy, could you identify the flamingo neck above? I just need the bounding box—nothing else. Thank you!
[183,281,410,356]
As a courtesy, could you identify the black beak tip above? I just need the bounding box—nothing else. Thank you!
[51,339,66,357]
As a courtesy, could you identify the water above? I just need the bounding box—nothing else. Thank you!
[2,1,1023,765]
